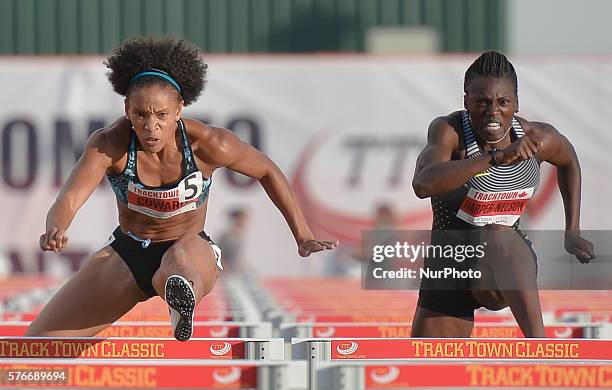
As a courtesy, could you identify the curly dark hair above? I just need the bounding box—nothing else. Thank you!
[464,50,518,96]
[104,37,207,106]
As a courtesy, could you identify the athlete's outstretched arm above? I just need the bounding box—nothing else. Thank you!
[40,129,113,253]
[532,122,594,263]
[192,122,337,257]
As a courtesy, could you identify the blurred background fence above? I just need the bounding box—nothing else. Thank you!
[0,0,505,54]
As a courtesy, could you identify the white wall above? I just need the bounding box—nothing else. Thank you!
[508,0,612,55]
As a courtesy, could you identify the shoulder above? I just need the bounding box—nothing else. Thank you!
[515,116,573,160]
[426,111,463,147]
[182,118,235,147]
[182,118,242,162]
[86,117,131,156]
[515,116,562,143]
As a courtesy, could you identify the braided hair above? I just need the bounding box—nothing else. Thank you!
[105,37,207,106]
[464,50,518,96]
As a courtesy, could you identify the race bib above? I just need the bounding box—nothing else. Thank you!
[127,172,204,219]
[456,187,534,226]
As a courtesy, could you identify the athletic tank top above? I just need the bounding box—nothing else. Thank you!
[106,120,211,219]
[431,111,540,230]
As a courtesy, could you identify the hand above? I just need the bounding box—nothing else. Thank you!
[298,239,339,257]
[498,136,543,165]
[564,231,595,264]
[39,227,69,253]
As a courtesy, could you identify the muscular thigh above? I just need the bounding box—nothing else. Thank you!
[153,232,219,298]
[472,225,537,308]
[26,246,149,337]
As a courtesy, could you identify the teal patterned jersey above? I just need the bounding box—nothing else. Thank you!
[106,120,211,219]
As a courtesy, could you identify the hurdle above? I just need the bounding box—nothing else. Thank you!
[0,321,273,338]
[0,310,244,322]
[293,338,612,390]
[303,360,612,389]
[281,322,604,339]
[0,337,284,360]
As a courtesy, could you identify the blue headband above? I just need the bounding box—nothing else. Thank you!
[129,69,182,94]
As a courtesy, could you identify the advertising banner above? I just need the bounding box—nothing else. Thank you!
[1,56,610,275]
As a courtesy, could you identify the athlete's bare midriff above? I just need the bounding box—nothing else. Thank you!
[117,201,208,241]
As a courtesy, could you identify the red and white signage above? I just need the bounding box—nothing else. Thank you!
[457,188,534,226]
[0,338,245,360]
[330,338,612,360]
[366,364,612,388]
[127,172,204,219]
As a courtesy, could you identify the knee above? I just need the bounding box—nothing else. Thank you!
[153,243,198,289]
[24,324,51,337]
[162,246,191,270]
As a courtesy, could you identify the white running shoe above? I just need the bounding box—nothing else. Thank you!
[165,275,195,342]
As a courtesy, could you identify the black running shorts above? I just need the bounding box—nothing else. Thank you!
[108,227,219,297]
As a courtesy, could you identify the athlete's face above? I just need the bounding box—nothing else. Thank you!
[464,77,518,144]
[125,84,183,153]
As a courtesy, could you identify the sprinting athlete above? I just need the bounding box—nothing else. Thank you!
[411,51,594,338]
[29,37,337,341]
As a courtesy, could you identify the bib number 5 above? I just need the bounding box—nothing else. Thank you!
[178,172,203,202]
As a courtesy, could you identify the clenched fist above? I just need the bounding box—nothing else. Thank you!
[39,227,69,253]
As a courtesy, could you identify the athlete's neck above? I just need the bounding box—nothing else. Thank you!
[476,124,513,151]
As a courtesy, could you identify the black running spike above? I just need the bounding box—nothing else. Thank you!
[165,275,195,342]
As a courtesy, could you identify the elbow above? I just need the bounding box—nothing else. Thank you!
[258,169,274,183]
[258,167,280,188]
[412,179,432,199]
